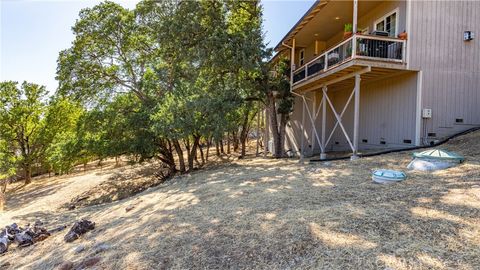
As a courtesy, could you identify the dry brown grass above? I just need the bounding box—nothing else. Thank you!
[0,132,479,269]
[62,161,166,209]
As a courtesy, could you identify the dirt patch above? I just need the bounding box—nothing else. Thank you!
[62,162,168,209]
[61,155,239,209]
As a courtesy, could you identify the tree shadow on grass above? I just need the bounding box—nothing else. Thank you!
[2,150,480,270]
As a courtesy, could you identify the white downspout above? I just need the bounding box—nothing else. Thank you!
[282,40,295,92]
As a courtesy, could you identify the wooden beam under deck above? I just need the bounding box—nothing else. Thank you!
[292,59,414,94]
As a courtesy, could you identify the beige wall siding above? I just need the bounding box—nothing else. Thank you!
[286,72,418,155]
[323,1,407,56]
[285,93,322,156]
[295,41,326,67]
[409,0,480,140]
[327,72,417,151]
[359,0,407,36]
[284,0,480,156]
[285,95,312,155]
[297,0,408,65]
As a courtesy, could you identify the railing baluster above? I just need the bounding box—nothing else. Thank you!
[352,35,357,58]
[291,34,406,86]
[324,54,328,71]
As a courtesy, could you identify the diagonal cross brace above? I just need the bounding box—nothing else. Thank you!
[325,87,355,147]
[323,88,355,152]
[301,96,325,153]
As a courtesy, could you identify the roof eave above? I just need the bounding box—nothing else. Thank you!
[273,0,324,51]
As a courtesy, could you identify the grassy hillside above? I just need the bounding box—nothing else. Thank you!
[1,131,479,270]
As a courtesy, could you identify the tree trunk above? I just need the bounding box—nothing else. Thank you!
[256,106,261,157]
[24,164,32,185]
[194,147,201,167]
[0,179,7,211]
[232,131,239,152]
[264,108,269,157]
[0,191,5,211]
[156,138,177,174]
[227,133,231,154]
[206,137,211,161]
[267,94,284,158]
[199,142,205,165]
[220,139,224,154]
[278,113,288,157]
[173,139,186,173]
[239,104,253,158]
[215,141,220,156]
[187,136,200,171]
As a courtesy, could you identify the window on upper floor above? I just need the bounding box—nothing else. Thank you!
[374,9,398,37]
[299,49,305,66]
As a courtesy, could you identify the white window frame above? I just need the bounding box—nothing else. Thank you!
[374,8,399,37]
[299,49,305,66]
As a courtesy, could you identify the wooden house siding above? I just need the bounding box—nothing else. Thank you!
[327,72,417,151]
[276,0,480,157]
[285,72,418,155]
[295,0,408,67]
[325,0,407,49]
[409,0,480,140]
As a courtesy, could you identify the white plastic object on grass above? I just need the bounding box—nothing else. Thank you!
[372,169,407,184]
[408,149,464,171]
[407,158,458,171]
[413,149,464,162]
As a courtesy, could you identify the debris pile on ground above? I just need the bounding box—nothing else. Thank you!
[64,219,95,243]
[0,220,52,254]
[0,218,95,254]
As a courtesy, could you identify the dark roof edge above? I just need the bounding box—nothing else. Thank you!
[273,0,321,51]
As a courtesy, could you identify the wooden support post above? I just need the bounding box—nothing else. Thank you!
[352,74,361,159]
[321,86,327,159]
[415,71,423,146]
[353,0,358,33]
[300,97,306,161]
[311,92,316,155]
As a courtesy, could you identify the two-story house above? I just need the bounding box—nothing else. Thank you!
[271,0,480,159]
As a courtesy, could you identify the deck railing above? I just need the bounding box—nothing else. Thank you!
[292,34,406,85]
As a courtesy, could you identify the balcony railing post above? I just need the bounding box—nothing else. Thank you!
[292,35,405,87]
[352,35,357,58]
[324,54,328,71]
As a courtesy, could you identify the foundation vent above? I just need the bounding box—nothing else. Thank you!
[455,118,464,123]
[362,139,368,143]
[403,139,412,144]
[428,133,436,137]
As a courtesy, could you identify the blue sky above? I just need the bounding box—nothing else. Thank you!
[1,0,314,92]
